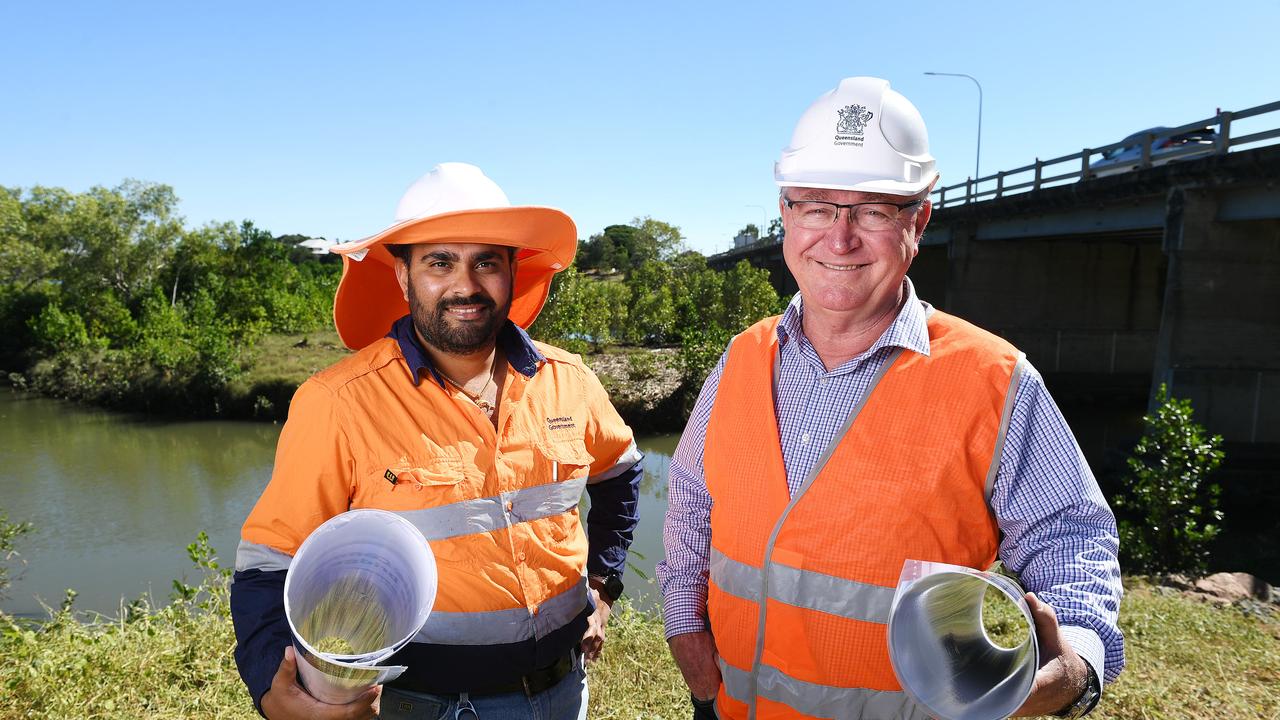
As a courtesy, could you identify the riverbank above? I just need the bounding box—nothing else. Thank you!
[5,329,692,433]
[2,554,1278,719]
[227,330,690,432]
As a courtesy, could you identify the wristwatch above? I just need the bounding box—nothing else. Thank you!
[590,572,625,603]
[1053,661,1101,719]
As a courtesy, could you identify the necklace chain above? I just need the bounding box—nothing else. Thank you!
[437,355,499,417]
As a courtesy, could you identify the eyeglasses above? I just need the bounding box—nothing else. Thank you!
[782,197,924,231]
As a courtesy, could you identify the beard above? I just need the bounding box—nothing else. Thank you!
[407,286,511,356]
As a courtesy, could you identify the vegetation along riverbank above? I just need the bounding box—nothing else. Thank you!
[1,531,1278,719]
[1,182,780,432]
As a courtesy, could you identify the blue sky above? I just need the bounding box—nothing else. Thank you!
[2,1,1277,255]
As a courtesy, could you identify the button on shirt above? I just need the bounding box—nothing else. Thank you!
[656,280,1125,685]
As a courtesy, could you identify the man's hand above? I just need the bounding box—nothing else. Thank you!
[668,631,723,702]
[261,645,381,720]
[1013,592,1090,717]
[580,586,613,662]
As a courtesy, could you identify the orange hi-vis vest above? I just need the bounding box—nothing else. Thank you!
[705,310,1024,720]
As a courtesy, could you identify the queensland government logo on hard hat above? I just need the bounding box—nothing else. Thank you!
[835,104,874,147]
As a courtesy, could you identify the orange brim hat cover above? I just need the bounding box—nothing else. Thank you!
[330,206,577,351]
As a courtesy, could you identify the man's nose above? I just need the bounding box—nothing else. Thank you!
[450,268,485,297]
[824,212,861,253]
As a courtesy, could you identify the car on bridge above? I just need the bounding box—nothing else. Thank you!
[1088,126,1217,177]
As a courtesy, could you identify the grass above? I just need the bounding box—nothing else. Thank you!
[3,546,1278,719]
[1091,580,1280,719]
[232,330,351,392]
[223,330,351,420]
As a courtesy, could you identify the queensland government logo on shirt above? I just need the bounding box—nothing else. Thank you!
[835,104,874,147]
[546,415,577,432]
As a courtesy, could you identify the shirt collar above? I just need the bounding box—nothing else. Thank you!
[776,277,933,360]
[387,314,546,387]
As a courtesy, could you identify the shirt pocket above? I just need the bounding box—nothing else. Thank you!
[535,436,595,484]
[531,438,593,545]
[353,456,467,512]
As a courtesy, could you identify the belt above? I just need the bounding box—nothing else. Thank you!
[432,651,578,698]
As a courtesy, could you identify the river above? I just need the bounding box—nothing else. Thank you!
[0,392,680,617]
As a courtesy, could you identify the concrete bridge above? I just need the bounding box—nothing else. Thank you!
[709,102,1280,449]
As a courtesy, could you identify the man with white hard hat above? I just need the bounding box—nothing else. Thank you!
[231,163,642,719]
[658,77,1124,719]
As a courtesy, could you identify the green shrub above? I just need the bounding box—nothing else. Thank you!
[529,266,587,347]
[79,291,138,348]
[678,326,733,394]
[0,532,252,718]
[27,303,93,355]
[626,352,658,381]
[625,261,677,345]
[1116,384,1225,575]
[721,260,782,332]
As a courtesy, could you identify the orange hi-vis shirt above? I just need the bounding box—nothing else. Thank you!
[704,310,1021,720]
[236,317,640,694]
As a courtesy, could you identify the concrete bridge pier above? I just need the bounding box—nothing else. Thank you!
[1155,188,1280,443]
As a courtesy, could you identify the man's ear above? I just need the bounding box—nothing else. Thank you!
[393,251,411,302]
[911,178,936,251]
[913,199,932,239]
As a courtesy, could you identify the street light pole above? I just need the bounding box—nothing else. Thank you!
[924,72,983,182]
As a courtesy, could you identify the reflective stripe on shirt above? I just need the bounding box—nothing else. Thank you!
[415,575,589,645]
[398,476,588,541]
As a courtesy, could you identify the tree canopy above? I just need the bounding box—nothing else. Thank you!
[575,216,687,274]
[3,181,780,416]
[1,181,340,413]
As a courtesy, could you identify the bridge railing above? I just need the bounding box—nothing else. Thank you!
[932,99,1280,209]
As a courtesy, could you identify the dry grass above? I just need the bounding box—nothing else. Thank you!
[298,573,390,657]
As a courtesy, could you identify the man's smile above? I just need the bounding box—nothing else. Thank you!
[817,260,870,271]
[445,305,490,319]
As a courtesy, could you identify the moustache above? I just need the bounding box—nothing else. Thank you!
[437,294,496,312]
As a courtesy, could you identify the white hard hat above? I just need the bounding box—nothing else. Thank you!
[775,77,938,196]
[392,162,511,222]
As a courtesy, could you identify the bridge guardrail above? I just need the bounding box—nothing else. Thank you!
[932,99,1280,209]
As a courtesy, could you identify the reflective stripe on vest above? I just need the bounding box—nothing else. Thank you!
[705,311,1023,720]
[710,547,894,625]
[719,659,931,720]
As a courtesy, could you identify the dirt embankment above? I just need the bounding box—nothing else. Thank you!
[581,348,689,434]
[233,337,693,432]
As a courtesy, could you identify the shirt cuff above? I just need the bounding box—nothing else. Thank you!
[661,585,709,639]
[1061,624,1107,689]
